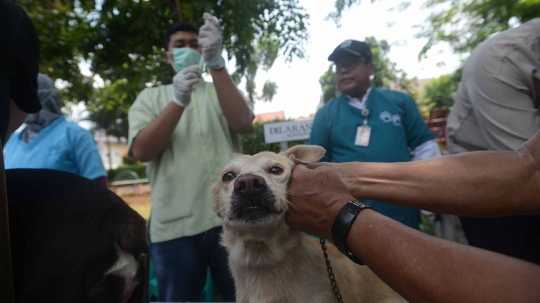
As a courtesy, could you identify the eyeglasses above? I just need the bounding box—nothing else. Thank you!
[335,58,368,71]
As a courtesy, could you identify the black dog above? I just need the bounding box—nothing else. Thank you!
[7,169,148,303]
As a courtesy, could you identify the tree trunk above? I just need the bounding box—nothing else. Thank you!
[175,0,183,22]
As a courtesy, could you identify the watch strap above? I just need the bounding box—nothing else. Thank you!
[331,201,373,265]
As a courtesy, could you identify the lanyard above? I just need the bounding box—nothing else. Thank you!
[361,92,369,126]
[346,87,371,126]
[360,88,370,126]
[361,108,369,126]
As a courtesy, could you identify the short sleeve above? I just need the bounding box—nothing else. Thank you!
[128,89,157,151]
[402,95,435,150]
[309,107,332,162]
[72,127,107,180]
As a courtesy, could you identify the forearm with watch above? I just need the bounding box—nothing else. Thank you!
[330,198,540,303]
[287,165,540,302]
[198,14,252,134]
[330,200,373,265]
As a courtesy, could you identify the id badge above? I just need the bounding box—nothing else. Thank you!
[355,126,371,147]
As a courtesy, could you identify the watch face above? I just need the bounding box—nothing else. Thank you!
[344,201,366,214]
[345,201,359,212]
[351,201,363,207]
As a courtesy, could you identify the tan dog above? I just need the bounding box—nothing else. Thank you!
[212,145,406,303]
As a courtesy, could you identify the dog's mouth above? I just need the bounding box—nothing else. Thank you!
[229,188,282,223]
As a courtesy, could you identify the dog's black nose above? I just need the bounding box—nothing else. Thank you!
[234,174,266,196]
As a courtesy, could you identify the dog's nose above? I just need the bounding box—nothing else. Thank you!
[234,174,266,196]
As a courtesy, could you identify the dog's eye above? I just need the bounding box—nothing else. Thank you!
[268,166,284,175]
[222,172,236,182]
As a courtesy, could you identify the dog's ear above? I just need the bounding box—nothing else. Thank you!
[280,145,326,164]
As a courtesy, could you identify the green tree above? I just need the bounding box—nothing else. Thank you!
[326,0,362,27]
[320,0,540,59]
[84,79,131,168]
[261,81,279,102]
[319,36,418,104]
[238,36,281,103]
[17,0,309,138]
[319,65,338,104]
[85,79,131,139]
[421,73,460,109]
[367,37,417,99]
[417,0,540,59]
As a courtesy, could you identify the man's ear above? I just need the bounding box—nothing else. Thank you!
[163,52,171,64]
[368,62,375,76]
[280,145,326,165]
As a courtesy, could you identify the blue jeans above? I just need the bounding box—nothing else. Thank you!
[149,226,236,302]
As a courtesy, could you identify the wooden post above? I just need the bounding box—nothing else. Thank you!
[174,0,183,22]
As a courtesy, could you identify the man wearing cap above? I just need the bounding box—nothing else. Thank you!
[309,40,440,229]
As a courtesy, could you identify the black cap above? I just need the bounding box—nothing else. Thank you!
[328,40,372,62]
[0,0,41,113]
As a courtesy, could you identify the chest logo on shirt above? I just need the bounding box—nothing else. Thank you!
[50,144,64,154]
[379,111,401,126]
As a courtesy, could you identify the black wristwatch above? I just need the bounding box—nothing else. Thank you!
[331,200,374,265]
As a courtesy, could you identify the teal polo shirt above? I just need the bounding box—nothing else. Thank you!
[309,86,435,229]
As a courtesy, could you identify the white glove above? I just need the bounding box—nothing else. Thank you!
[172,65,200,107]
[198,13,225,70]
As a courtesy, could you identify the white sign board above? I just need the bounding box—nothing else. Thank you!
[263,119,314,144]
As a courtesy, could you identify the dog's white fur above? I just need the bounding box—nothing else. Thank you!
[212,145,406,303]
[105,244,139,301]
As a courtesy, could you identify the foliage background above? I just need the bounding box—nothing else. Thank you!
[17,0,540,168]
[16,0,310,138]
[331,0,540,110]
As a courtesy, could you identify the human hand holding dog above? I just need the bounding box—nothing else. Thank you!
[308,162,364,198]
[286,164,354,240]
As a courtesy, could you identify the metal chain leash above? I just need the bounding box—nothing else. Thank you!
[320,238,345,303]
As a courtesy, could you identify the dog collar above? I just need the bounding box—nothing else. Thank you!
[331,200,374,265]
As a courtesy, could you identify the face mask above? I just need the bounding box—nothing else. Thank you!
[170,47,204,74]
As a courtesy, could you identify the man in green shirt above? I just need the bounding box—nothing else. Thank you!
[310,40,439,229]
[128,17,253,302]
